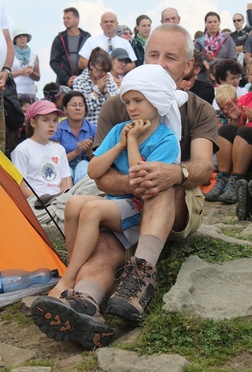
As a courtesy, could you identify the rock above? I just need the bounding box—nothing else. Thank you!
[163,255,252,320]
[193,224,252,245]
[11,367,51,371]
[56,354,83,369]
[0,343,36,367]
[96,348,189,372]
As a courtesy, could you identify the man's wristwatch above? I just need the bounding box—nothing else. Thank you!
[179,164,189,185]
[1,66,11,79]
[92,84,101,94]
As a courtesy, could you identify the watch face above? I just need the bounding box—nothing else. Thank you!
[183,167,189,178]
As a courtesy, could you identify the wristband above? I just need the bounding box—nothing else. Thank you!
[2,66,11,73]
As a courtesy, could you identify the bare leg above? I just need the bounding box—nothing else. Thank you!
[216,136,233,173]
[232,136,252,175]
[49,198,122,298]
[75,232,125,297]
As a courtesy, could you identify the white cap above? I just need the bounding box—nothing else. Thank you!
[12,28,32,44]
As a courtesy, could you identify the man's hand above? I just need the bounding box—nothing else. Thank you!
[68,75,76,88]
[180,80,191,91]
[0,71,9,91]
[129,161,180,199]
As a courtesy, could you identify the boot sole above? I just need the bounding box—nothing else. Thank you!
[106,298,143,322]
[31,296,114,349]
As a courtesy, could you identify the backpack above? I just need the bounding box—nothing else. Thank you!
[4,75,24,132]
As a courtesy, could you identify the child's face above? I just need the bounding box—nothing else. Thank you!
[248,65,252,84]
[122,90,158,121]
[31,112,59,140]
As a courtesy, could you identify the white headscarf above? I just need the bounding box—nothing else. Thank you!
[120,64,188,143]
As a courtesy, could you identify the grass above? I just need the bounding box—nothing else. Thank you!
[2,236,252,371]
[108,237,252,371]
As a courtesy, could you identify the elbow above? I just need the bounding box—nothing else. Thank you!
[78,57,87,70]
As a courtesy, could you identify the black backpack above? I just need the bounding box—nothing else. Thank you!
[4,75,24,132]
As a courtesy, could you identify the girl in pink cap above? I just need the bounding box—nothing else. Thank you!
[11,100,73,199]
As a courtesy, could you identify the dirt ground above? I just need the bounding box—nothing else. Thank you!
[1,201,252,370]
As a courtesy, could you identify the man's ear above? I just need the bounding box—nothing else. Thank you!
[184,58,194,75]
[194,66,201,75]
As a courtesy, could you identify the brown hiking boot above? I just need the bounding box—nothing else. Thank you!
[106,257,157,322]
[31,293,114,349]
[60,289,103,322]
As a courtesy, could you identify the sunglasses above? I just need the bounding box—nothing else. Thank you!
[233,19,243,22]
[123,32,133,35]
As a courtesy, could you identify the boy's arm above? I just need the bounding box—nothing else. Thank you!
[127,120,151,167]
[88,143,125,179]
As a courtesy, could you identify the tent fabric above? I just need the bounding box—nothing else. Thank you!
[0,165,66,275]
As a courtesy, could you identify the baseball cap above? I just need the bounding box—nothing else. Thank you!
[26,100,65,120]
[111,48,132,63]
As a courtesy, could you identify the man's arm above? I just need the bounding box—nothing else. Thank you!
[0,29,14,90]
[78,56,88,70]
[49,36,70,86]
[128,137,214,199]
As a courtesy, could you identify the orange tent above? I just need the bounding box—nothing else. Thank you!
[0,165,66,275]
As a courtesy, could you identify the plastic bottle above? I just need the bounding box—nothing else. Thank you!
[0,268,59,293]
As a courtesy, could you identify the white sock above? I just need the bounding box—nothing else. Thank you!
[134,234,164,267]
[74,279,105,306]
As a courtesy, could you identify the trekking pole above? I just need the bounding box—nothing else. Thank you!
[23,178,65,240]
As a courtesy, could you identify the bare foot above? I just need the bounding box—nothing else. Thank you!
[48,277,75,298]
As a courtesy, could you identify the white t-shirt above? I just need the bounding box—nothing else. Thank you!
[11,139,71,196]
[12,50,38,94]
[78,34,137,62]
[0,1,13,70]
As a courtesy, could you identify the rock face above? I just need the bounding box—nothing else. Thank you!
[96,348,190,372]
[163,255,252,320]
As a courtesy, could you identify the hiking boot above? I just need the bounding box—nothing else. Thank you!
[235,179,251,220]
[60,289,103,321]
[106,257,157,322]
[31,295,114,349]
[204,173,228,202]
[248,180,252,199]
[218,177,239,204]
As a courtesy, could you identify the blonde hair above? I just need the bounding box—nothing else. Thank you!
[215,84,237,105]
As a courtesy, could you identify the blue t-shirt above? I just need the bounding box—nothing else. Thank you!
[93,121,179,198]
[51,118,97,168]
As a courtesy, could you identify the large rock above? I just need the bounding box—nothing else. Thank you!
[96,348,189,372]
[0,343,36,367]
[163,255,252,320]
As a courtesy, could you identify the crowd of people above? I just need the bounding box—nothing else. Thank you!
[1,0,252,351]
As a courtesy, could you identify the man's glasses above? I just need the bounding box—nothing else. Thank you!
[233,19,243,22]
[123,32,133,35]
[108,38,113,53]
[67,103,85,108]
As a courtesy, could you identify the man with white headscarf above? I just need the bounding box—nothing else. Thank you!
[31,24,219,349]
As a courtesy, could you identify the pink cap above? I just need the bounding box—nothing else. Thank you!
[26,100,65,120]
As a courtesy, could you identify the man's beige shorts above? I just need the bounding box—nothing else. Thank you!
[125,187,204,261]
[168,187,204,241]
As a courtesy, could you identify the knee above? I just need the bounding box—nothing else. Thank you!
[65,196,81,218]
